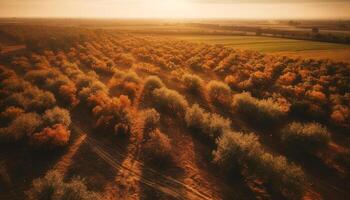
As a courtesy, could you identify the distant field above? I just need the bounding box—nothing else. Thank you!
[169,35,350,53]
[274,49,350,63]
[0,45,25,54]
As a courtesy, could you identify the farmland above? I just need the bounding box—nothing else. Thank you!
[0,22,350,200]
[167,35,350,62]
[168,35,349,52]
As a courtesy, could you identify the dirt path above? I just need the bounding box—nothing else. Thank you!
[100,110,143,200]
[53,134,87,175]
[74,49,222,199]
[72,123,215,200]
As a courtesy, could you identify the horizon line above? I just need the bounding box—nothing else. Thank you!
[1,16,350,21]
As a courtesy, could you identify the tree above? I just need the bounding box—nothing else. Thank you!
[31,124,71,148]
[42,107,71,127]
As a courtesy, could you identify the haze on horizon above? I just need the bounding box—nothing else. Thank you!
[0,0,349,20]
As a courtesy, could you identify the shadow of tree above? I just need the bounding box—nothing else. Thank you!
[0,141,73,199]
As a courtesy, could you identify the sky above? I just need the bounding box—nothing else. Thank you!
[0,0,349,19]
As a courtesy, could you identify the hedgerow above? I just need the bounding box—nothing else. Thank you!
[257,153,306,199]
[141,76,165,104]
[213,131,306,199]
[1,77,31,93]
[0,106,25,125]
[207,80,232,107]
[185,104,231,142]
[142,109,172,166]
[42,107,71,127]
[281,122,331,154]
[151,87,189,117]
[182,73,204,94]
[232,92,286,127]
[0,112,43,142]
[143,109,160,134]
[58,84,80,107]
[5,87,56,112]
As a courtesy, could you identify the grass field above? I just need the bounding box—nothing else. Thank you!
[169,35,350,53]
[274,49,350,62]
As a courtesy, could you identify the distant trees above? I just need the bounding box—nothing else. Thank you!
[255,28,262,36]
[0,25,98,52]
[312,27,320,34]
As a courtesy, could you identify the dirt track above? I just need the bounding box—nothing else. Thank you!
[72,124,214,200]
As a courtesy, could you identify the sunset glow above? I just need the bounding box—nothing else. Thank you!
[0,0,349,19]
[1,0,350,199]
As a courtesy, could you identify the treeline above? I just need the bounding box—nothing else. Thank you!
[0,25,103,51]
[190,23,350,44]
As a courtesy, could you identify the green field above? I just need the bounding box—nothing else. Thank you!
[168,35,350,53]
